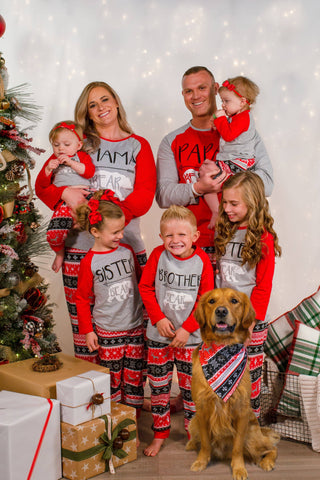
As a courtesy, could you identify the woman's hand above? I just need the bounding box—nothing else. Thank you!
[61,185,91,211]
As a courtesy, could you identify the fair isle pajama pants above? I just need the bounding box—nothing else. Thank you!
[248,320,269,417]
[147,340,197,439]
[96,324,144,409]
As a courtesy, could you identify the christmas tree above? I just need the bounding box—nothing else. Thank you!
[0,48,60,363]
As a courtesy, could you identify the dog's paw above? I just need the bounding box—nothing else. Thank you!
[186,439,197,451]
[232,466,248,480]
[259,455,275,472]
[190,458,209,472]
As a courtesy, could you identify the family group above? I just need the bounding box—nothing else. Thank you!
[35,66,281,457]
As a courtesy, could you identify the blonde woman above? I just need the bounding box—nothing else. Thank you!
[36,81,156,362]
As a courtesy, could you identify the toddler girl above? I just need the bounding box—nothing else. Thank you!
[43,121,95,272]
[214,171,281,416]
[75,190,144,416]
[201,76,260,229]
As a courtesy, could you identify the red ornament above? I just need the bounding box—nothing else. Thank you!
[0,15,6,38]
[14,222,27,243]
[24,287,47,310]
[0,205,3,224]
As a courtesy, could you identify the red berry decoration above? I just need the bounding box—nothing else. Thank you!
[0,15,6,38]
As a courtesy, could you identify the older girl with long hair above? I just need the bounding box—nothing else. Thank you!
[214,171,281,417]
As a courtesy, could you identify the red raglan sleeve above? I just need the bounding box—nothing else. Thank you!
[120,243,142,282]
[35,155,67,210]
[75,251,95,334]
[119,136,156,219]
[182,249,214,333]
[250,232,275,321]
[214,111,250,142]
[139,246,166,325]
[78,151,95,179]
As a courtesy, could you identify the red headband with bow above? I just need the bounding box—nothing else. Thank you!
[222,80,250,105]
[53,122,82,141]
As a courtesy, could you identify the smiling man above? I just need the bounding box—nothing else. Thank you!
[156,66,273,257]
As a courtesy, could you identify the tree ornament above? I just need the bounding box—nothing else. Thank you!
[24,287,47,309]
[13,222,27,244]
[0,99,10,110]
[0,15,6,38]
[25,320,36,333]
[5,169,15,182]
[6,271,20,287]
[29,222,40,231]
[23,262,39,277]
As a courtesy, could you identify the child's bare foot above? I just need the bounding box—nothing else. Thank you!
[51,249,64,273]
[143,438,165,457]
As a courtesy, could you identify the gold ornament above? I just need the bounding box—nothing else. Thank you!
[0,99,10,110]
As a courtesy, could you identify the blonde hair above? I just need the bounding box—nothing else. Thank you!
[74,81,133,153]
[76,190,124,232]
[219,76,260,107]
[49,120,84,143]
[215,172,281,268]
[160,205,197,232]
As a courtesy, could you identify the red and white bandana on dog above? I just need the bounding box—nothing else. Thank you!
[199,342,248,402]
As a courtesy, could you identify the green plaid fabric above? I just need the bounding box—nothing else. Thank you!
[277,322,320,417]
[264,287,320,372]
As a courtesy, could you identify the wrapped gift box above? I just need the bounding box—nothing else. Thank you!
[0,390,61,480]
[56,370,111,426]
[62,401,137,480]
[0,353,109,399]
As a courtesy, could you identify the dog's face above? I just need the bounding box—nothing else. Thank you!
[195,288,255,346]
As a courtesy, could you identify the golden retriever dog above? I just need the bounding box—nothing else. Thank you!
[186,288,279,480]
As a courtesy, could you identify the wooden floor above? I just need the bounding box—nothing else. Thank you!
[62,409,320,480]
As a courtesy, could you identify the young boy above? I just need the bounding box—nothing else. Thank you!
[139,205,214,456]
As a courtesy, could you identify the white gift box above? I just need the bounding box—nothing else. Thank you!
[0,390,61,480]
[56,370,111,426]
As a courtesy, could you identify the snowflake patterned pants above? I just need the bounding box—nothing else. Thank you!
[62,246,99,363]
[47,202,74,252]
[247,320,269,417]
[147,340,197,439]
[96,324,145,409]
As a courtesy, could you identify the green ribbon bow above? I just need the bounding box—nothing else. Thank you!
[61,414,136,471]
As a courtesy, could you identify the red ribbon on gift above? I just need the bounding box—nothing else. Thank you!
[27,398,53,480]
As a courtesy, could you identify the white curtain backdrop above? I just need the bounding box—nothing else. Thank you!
[1,0,319,353]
